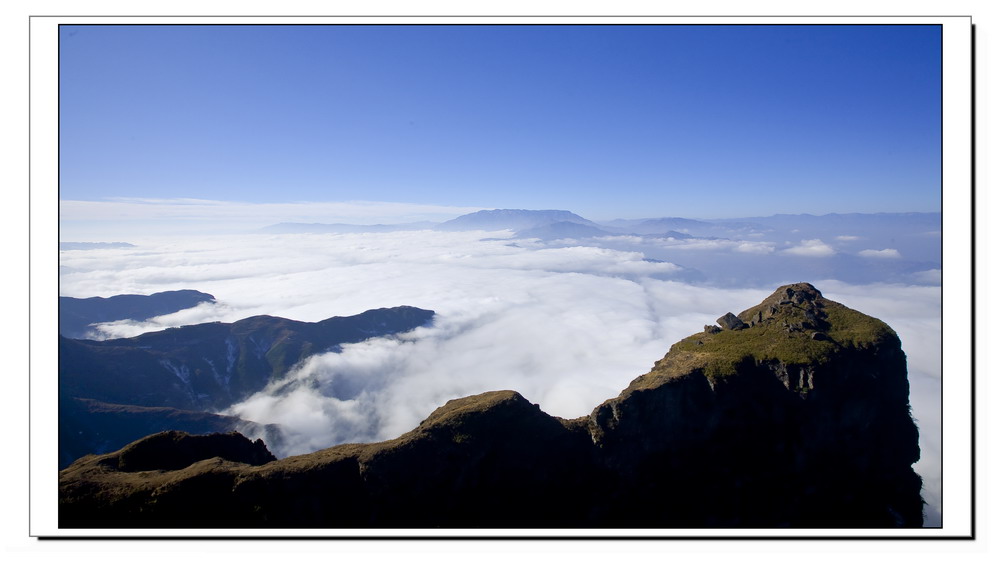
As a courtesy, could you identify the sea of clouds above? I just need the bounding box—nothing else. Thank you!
[58,229,942,525]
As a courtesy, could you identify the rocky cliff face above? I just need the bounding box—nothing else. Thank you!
[59,284,923,528]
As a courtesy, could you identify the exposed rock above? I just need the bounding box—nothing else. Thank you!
[59,283,922,529]
[716,312,747,330]
[704,325,722,334]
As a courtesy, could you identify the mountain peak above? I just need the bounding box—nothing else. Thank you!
[436,209,595,231]
[625,283,895,393]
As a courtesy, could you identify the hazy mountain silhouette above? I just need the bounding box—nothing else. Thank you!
[513,221,614,240]
[436,209,598,231]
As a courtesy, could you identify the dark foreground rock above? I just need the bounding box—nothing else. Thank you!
[58,396,284,469]
[59,283,923,528]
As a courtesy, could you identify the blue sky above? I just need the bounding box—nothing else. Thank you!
[59,24,942,221]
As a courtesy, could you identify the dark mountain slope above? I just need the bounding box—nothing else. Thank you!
[59,284,922,528]
[59,306,435,467]
[59,290,216,339]
[60,306,435,412]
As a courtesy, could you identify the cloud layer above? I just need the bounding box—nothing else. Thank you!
[59,230,942,525]
[858,248,903,258]
[59,199,485,240]
[783,239,836,257]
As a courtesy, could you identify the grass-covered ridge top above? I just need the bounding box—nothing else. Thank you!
[629,283,897,388]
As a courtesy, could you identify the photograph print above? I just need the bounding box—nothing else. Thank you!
[42,19,970,535]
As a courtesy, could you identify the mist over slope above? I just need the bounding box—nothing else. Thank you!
[59,289,216,339]
[59,306,435,467]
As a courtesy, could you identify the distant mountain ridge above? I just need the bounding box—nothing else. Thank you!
[59,290,217,339]
[513,221,613,240]
[706,212,941,235]
[257,209,941,243]
[249,209,941,286]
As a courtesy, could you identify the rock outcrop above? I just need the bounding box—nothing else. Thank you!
[114,431,276,472]
[716,312,747,330]
[59,284,923,528]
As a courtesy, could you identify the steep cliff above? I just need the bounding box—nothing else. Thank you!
[59,284,923,528]
[586,283,922,526]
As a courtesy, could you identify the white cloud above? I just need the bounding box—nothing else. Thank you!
[595,235,775,255]
[782,239,836,257]
[87,301,232,339]
[913,269,942,285]
[858,248,902,259]
[227,277,769,456]
[734,241,775,254]
[836,235,862,241]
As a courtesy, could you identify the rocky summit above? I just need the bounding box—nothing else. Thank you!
[59,284,923,528]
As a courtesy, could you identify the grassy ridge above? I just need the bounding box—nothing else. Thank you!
[653,286,896,380]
